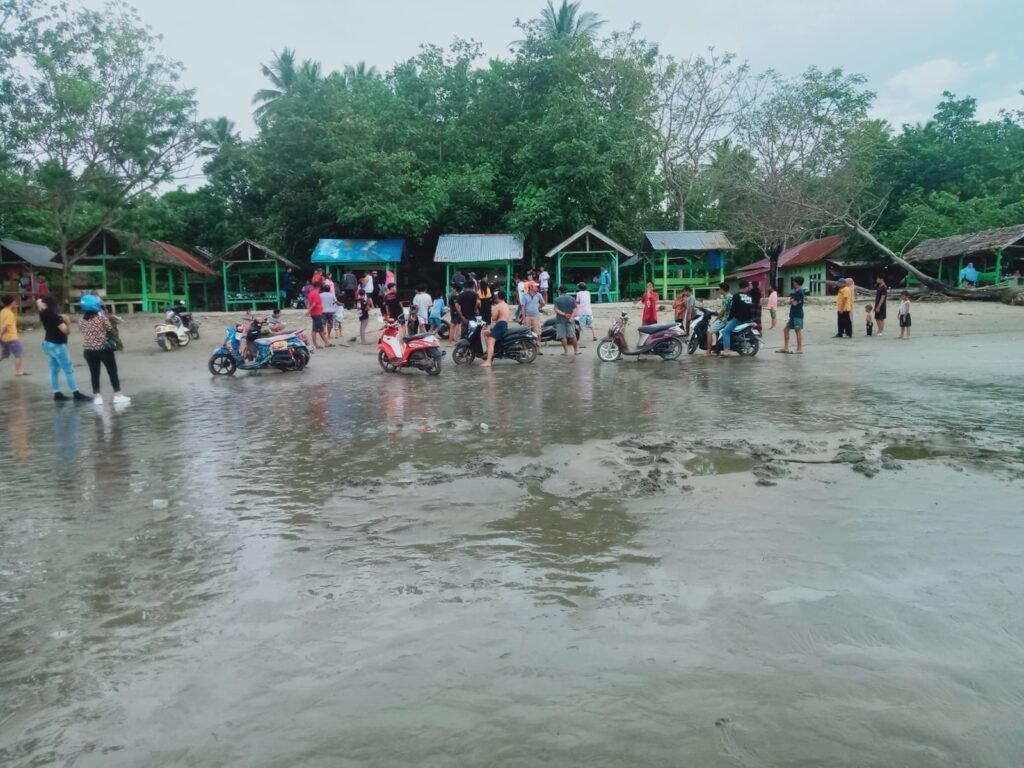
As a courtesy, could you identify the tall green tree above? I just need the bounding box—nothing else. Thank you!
[252,48,323,122]
[533,1,605,41]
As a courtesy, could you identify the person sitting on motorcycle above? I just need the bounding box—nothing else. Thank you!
[243,316,263,359]
[266,308,286,334]
[719,280,754,356]
[705,282,732,357]
[481,290,511,368]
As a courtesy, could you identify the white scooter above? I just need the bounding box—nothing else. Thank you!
[155,309,193,351]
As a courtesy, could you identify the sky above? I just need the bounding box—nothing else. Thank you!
[119,0,1023,138]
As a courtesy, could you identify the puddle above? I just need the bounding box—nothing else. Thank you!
[882,445,948,461]
[684,450,759,476]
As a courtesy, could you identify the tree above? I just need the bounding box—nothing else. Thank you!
[252,48,322,122]
[7,2,201,295]
[654,49,756,230]
[524,0,605,42]
[343,61,379,88]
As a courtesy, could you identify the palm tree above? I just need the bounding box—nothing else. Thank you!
[252,49,322,121]
[199,117,239,157]
[343,61,379,87]
[537,0,605,41]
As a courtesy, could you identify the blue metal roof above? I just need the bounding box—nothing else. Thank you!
[311,239,404,264]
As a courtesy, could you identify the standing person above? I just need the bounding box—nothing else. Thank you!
[429,293,445,334]
[834,277,853,338]
[411,284,432,335]
[453,270,466,292]
[575,281,597,342]
[777,276,806,354]
[864,303,874,336]
[363,270,375,302]
[553,286,580,356]
[306,280,330,349]
[36,295,89,402]
[641,281,659,326]
[515,274,527,322]
[766,283,779,329]
[455,281,481,339]
[597,265,612,303]
[749,279,763,329]
[355,288,372,344]
[538,265,551,303]
[1,294,28,377]
[320,283,339,339]
[321,271,335,295]
[705,282,732,357]
[720,280,754,356]
[672,287,693,336]
[481,290,511,368]
[342,269,358,308]
[478,279,493,324]
[300,278,313,307]
[282,268,297,303]
[447,284,461,344]
[520,281,545,352]
[79,295,130,405]
[873,276,888,336]
[898,291,912,339]
[382,283,404,331]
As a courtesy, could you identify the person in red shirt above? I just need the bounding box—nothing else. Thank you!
[641,281,659,325]
[305,280,330,349]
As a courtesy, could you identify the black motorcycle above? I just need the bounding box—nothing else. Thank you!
[539,316,580,343]
[452,320,538,365]
[688,307,761,356]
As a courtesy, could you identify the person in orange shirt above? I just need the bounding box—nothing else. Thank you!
[1,294,27,376]
[834,277,853,338]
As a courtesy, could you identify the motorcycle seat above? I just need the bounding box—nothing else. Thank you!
[638,322,678,334]
[406,332,435,341]
[255,333,295,345]
[502,327,535,339]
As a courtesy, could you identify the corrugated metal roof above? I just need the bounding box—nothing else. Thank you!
[435,234,524,263]
[543,226,632,260]
[311,239,404,265]
[905,224,1024,263]
[778,236,845,268]
[644,231,735,252]
[0,239,58,268]
[145,240,217,276]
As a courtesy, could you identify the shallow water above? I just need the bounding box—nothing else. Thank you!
[2,330,1024,766]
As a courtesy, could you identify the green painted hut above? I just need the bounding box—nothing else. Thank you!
[625,231,734,299]
[544,226,631,301]
[904,224,1024,286]
[214,239,299,311]
[434,234,524,295]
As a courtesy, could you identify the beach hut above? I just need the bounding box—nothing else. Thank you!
[214,239,299,312]
[1,239,59,311]
[775,237,846,296]
[67,228,216,312]
[627,231,734,299]
[310,239,404,288]
[434,234,524,295]
[544,226,631,301]
[904,224,1024,287]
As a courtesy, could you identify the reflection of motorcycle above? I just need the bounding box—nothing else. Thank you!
[209,324,312,376]
[540,316,580,343]
[688,307,761,356]
[596,312,684,362]
[453,319,538,365]
[377,320,444,375]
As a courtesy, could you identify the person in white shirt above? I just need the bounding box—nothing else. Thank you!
[320,285,339,337]
[363,272,374,299]
[411,285,432,334]
[574,282,597,341]
[538,266,551,302]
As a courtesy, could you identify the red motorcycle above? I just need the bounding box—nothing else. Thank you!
[377,319,445,376]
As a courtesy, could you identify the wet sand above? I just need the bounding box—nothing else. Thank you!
[2,300,1023,767]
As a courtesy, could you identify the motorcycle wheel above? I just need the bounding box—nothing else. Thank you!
[737,336,761,357]
[687,334,700,355]
[660,338,684,360]
[177,332,190,348]
[188,323,200,340]
[209,352,237,376]
[513,341,538,364]
[438,322,450,340]
[425,357,442,376]
[378,350,397,373]
[597,339,622,362]
[452,341,475,365]
[157,336,168,351]
[294,348,310,369]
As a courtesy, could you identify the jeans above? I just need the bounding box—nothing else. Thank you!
[597,286,612,303]
[721,318,742,350]
[84,347,120,393]
[42,340,78,393]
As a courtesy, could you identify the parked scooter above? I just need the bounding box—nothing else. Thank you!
[155,316,192,350]
[596,312,684,362]
[453,318,538,365]
[687,307,761,356]
[539,316,580,344]
[208,322,312,376]
[166,301,200,339]
[378,319,445,375]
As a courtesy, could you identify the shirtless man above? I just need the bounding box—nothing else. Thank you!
[481,290,511,368]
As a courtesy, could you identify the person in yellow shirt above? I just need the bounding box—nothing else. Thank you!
[833,278,853,338]
[1,294,27,376]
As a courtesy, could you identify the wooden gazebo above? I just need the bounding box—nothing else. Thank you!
[213,239,299,311]
[434,234,523,295]
[626,230,734,299]
[905,224,1024,287]
[545,225,632,301]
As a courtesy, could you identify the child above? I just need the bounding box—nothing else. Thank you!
[333,301,344,339]
[898,291,911,339]
[429,295,445,333]
[575,282,597,341]
[766,285,778,329]
[864,303,874,336]
[0,294,27,376]
[356,289,372,344]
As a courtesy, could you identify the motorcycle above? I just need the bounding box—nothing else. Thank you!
[539,316,580,344]
[377,319,444,375]
[167,301,200,339]
[596,312,684,362]
[687,307,761,356]
[453,318,538,365]
[208,322,313,376]
[155,303,200,351]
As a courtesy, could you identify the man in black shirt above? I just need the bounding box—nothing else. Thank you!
[456,284,480,337]
[874,276,888,336]
[721,280,754,355]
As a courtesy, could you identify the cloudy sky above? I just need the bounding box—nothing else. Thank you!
[124,0,1022,136]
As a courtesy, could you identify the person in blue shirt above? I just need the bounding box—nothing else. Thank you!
[777,276,805,354]
[597,265,612,303]
[959,262,979,287]
[429,296,445,332]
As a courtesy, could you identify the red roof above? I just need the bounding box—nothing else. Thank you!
[778,236,845,267]
[145,240,217,276]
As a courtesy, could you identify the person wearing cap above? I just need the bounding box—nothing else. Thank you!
[520,281,545,352]
[79,294,130,405]
[834,277,853,338]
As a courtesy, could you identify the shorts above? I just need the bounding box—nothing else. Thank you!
[874,306,887,320]
[899,314,911,328]
[578,315,593,329]
[525,315,542,335]
[555,317,574,340]
[429,314,442,328]
[324,314,335,330]
[769,309,777,319]
[490,321,508,340]
[1,339,23,359]
[311,315,324,333]
[709,320,726,334]
[785,317,804,331]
